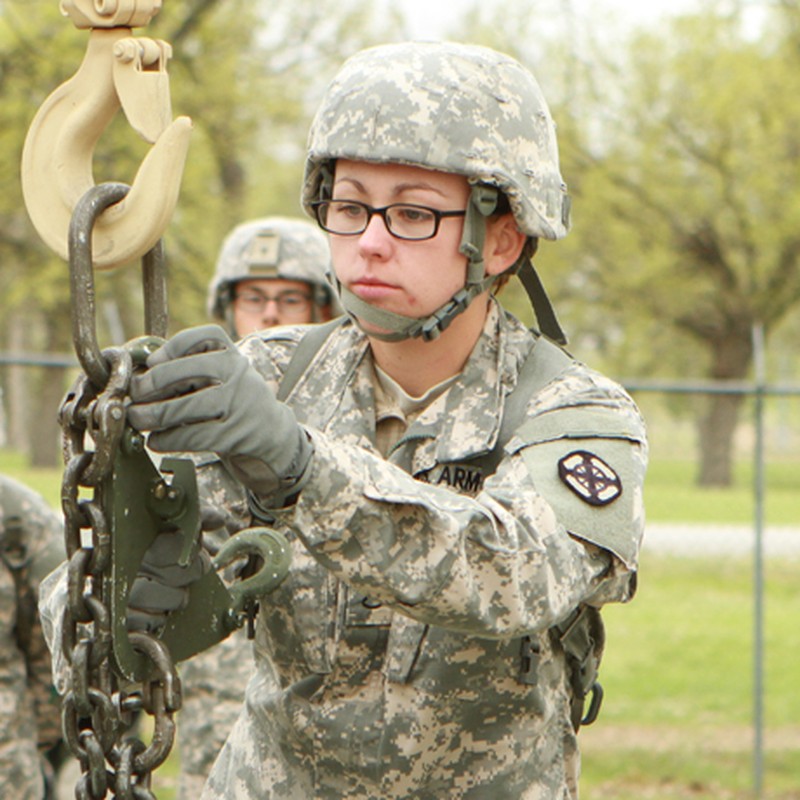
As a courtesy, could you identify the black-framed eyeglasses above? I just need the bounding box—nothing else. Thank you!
[311,199,467,241]
[233,288,312,315]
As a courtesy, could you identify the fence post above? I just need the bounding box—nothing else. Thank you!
[752,322,765,799]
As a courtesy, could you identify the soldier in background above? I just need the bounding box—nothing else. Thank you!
[0,473,64,799]
[206,216,338,338]
[176,216,337,799]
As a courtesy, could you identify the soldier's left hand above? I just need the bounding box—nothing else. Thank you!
[127,324,312,500]
[127,530,210,633]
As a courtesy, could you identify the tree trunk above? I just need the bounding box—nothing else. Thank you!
[696,391,746,486]
[29,314,69,468]
[29,363,67,467]
[695,327,754,487]
[5,313,30,453]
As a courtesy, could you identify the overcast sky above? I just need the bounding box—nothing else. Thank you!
[392,0,732,40]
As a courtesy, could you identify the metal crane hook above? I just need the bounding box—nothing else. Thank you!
[21,22,192,271]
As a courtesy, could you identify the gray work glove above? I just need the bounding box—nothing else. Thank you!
[127,324,312,503]
[126,531,210,633]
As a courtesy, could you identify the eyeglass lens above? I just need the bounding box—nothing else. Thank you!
[235,289,311,314]
[316,200,447,240]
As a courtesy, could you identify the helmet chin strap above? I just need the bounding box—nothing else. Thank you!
[336,185,501,342]
[223,304,239,339]
[516,258,567,345]
[330,180,567,345]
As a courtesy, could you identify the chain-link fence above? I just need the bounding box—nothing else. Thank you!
[622,327,800,799]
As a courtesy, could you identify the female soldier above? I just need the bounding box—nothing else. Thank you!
[126,42,647,798]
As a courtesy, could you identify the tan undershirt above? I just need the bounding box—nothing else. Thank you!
[372,364,458,457]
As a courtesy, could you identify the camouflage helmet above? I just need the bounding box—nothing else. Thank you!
[207,216,334,321]
[302,41,570,241]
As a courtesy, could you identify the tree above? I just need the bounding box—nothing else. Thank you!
[560,8,800,485]
[452,1,800,487]
[0,3,86,464]
[0,0,400,464]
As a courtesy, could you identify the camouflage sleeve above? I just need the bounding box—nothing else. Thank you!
[0,479,65,752]
[238,325,308,390]
[0,635,46,798]
[21,502,65,753]
[272,374,646,639]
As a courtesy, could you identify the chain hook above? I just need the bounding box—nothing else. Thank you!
[21,1,192,270]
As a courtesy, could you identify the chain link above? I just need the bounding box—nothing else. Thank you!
[59,347,181,798]
[55,183,290,796]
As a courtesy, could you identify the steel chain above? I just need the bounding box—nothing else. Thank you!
[54,184,289,796]
[59,346,181,798]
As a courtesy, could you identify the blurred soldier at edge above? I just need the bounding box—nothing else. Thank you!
[177,216,338,799]
[0,473,64,799]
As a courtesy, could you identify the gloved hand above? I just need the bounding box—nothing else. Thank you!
[126,531,210,633]
[127,325,312,502]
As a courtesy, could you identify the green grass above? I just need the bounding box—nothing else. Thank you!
[0,447,63,508]
[600,555,800,727]
[645,458,799,526]
[580,553,800,799]
[582,749,800,799]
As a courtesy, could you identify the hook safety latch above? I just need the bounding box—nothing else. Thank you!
[21,7,191,270]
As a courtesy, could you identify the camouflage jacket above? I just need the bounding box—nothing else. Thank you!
[202,300,648,799]
[0,474,64,799]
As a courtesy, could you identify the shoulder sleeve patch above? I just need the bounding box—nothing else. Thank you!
[558,450,622,506]
[518,435,646,568]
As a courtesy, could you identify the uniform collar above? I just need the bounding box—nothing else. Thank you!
[388,300,535,467]
[281,300,536,468]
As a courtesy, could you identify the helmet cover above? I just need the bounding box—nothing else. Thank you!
[208,216,334,319]
[302,41,570,241]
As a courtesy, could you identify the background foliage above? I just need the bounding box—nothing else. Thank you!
[1,0,799,477]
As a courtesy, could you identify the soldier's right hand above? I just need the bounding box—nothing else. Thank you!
[126,324,312,503]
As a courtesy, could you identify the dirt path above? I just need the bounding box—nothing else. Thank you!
[581,722,800,753]
[580,723,800,799]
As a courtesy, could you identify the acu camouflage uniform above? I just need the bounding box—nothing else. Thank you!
[200,301,647,799]
[0,474,64,799]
